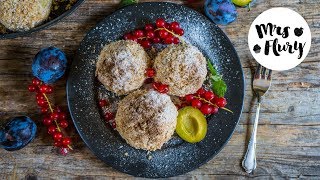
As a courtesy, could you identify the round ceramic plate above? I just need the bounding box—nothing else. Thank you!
[0,0,85,39]
[67,2,244,178]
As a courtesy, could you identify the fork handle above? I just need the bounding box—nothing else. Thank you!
[242,102,261,173]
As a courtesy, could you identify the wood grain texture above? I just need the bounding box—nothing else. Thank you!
[0,0,320,179]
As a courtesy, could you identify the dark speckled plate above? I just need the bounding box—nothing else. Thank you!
[67,2,244,178]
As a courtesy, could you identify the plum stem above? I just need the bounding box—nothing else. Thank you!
[247,3,251,12]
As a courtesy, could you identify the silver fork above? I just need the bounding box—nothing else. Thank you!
[242,64,272,173]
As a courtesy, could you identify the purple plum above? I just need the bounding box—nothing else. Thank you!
[0,116,37,151]
[32,47,67,84]
[205,0,238,25]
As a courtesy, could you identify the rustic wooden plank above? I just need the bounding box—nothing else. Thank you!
[1,124,320,179]
[0,0,319,179]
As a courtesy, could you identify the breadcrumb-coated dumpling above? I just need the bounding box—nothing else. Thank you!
[115,89,178,151]
[154,43,207,97]
[96,40,150,95]
[0,0,52,31]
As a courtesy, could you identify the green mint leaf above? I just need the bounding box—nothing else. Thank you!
[211,75,221,81]
[212,79,227,97]
[207,59,227,97]
[119,0,138,7]
[207,59,218,76]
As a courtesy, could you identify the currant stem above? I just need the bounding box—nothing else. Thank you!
[195,96,233,113]
[221,107,233,113]
[42,93,53,113]
[39,84,73,151]
[54,120,62,132]
[155,28,184,42]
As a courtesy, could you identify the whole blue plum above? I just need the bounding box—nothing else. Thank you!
[32,47,67,84]
[205,0,238,25]
[0,116,37,151]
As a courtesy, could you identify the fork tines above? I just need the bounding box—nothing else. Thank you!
[255,64,272,80]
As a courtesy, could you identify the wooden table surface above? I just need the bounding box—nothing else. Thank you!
[0,0,319,179]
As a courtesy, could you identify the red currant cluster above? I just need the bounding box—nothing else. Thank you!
[144,68,169,94]
[99,99,116,129]
[178,87,230,115]
[28,78,72,155]
[124,18,185,48]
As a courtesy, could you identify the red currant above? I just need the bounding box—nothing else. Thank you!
[32,78,41,86]
[59,147,69,156]
[185,94,194,102]
[133,29,144,38]
[164,35,174,44]
[191,99,202,109]
[53,132,63,142]
[37,99,47,107]
[212,106,219,114]
[175,28,184,36]
[48,125,56,134]
[59,120,69,128]
[170,22,180,31]
[111,121,117,129]
[153,37,161,43]
[105,112,114,121]
[216,97,227,107]
[156,18,166,28]
[152,82,169,94]
[145,24,154,31]
[99,99,108,107]
[145,68,156,78]
[54,141,62,147]
[146,31,155,39]
[158,29,169,39]
[28,85,37,92]
[164,23,170,30]
[173,37,180,44]
[36,93,45,100]
[200,104,214,115]
[61,137,71,147]
[46,85,53,94]
[204,91,215,101]
[41,107,48,114]
[140,40,151,49]
[159,84,169,94]
[50,112,59,120]
[196,88,206,96]
[130,36,138,42]
[43,117,52,126]
[58,112,67,120]
[158,84,169,93]
[124,33,132,40]
[39,85,48,93]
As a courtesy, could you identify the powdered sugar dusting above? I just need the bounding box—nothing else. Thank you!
[115,90,178,151]
[68,2,244,178]
[96,40,150,95]
[154,43,207,96]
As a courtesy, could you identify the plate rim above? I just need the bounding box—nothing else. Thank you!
[0,0,86,39]
[67,2,245,178]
